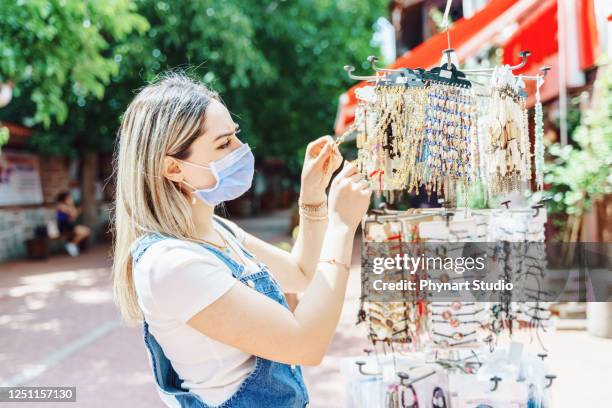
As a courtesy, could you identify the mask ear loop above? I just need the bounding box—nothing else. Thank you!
[180,179,199,205]
[175,158,213,205]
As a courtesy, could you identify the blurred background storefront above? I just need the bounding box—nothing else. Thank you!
[0,123,112,260]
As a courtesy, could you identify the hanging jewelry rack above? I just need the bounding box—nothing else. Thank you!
[345,0,556,403]
[362,50,550,85]
[342,47,549,197]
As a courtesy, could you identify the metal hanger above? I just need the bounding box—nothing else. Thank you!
[355,360,382,376]
[396,367,437,386]
[465,66,551,82]
[425,49,472,88]
[343,64,378,82]
[462,50,532,73]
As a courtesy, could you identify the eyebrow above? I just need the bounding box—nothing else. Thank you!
[213,124,240,142]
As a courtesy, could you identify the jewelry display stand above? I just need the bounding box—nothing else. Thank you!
[337,45,556,406]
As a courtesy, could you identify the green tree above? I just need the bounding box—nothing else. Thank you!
[541,58,612,241]
[0,0,148,129]
[3,0,386,170]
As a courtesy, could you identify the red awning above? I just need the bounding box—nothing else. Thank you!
[503,0,558,106]
[334,0,541,135]
[576,0,600,70]
[503,0,557,75]
[503,0,600,106]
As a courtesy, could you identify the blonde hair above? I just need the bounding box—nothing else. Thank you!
[111,72,219,324]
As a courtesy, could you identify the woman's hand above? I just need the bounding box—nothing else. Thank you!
[300,135,343,205]
[328,161,371,232]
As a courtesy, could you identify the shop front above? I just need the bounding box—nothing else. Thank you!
[0,123,112,261]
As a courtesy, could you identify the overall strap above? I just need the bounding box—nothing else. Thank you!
[130,230,247,279]
[130,233,167,266]
[213,214,237,239]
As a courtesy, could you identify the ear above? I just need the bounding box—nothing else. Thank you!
[163,156,184,183]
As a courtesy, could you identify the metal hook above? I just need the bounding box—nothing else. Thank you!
[545,374,557,388]
[367,55,400,74]
[537,353,548,361]
[344,65,378,81]
[355,360,381,376]
[443,48,455,69]
[444,212,454,227]
[363,348,373,356]
[463,51,530,73]
[397,368,438,387]
[367,55,378,70]
[467,350,483,367]
[500,200,510,209]
[508,50,531,71]
[378,202,390,213]
[367,55,406,72]
[531,203,544,218]
[397,371,411,385]
[367,55,407,74]
[490,376,502,391]
[540,66,551,79]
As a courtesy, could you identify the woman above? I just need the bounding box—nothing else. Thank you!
[56,191,91,256]
[111,73,371,408]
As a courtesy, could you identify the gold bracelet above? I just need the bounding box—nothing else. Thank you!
[299,208,328,221]
[318,258,351,272]
[298,198,327,211]
[298,197,327,219]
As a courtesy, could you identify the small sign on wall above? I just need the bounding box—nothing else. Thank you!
[0,150,44,206]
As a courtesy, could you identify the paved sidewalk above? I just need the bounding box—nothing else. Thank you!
[1,210,611,407]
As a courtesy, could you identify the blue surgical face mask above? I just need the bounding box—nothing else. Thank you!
[178,143,255,206]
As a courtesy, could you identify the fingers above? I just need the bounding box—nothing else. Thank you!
[349,172,364,183]
[313,142,337,173]
[306,135,334,159]
[338,160,358,178]
[349,172,371,192]
[332,161,364,190]
[318,141,333,160]
[360,181,373,193]
[331,146,343,171]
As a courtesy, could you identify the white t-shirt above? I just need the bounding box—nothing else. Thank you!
[132,217,261,406]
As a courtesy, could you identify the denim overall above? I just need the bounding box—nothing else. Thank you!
[130,218,309,408]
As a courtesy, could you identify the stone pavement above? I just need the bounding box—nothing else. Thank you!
[1,209,611,407]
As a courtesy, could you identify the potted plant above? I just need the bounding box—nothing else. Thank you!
[543,59,612,338]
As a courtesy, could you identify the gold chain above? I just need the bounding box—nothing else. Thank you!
[190,227,230,251]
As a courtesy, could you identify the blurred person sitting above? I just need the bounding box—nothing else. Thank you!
[56,191,91,256]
